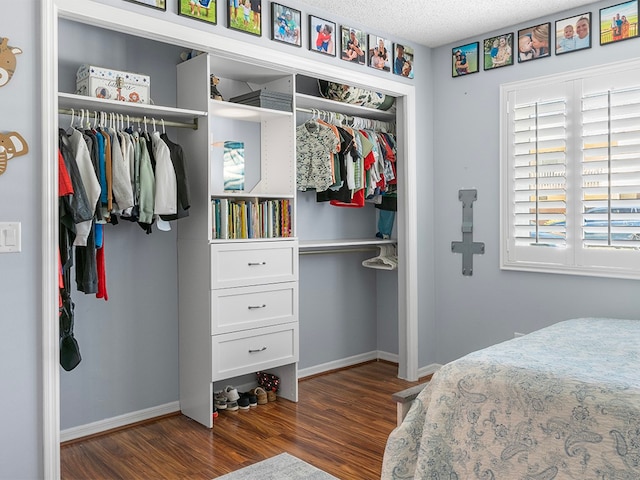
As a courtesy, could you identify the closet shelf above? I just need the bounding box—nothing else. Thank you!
[299,238,397,253]
[210,99,293,122]
[58,92,207,128]
[295,93,396,121]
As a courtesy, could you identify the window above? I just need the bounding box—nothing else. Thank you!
[501,60,640,279]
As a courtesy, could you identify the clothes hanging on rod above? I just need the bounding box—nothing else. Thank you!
[296,107,397,209]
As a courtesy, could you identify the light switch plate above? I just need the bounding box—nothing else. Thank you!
[0,222,21,253]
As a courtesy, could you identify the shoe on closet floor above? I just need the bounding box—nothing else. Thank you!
[241,391,258,407]
[237,396,250,410]
[224,385,240,402]
[214,392,228,411]
[251,387,268,405]
[267,389,277,402]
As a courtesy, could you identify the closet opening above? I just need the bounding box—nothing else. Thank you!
[43,2,418,477]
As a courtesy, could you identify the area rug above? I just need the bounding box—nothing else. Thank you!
[214,452,339,480]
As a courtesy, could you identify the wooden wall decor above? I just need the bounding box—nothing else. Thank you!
[0,37,23,87]
[0,131,29,175]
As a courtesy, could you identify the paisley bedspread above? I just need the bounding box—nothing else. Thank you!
[382,318,640,479]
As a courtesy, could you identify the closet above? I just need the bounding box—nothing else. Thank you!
[45,0,417,474]
[294,75,401,372]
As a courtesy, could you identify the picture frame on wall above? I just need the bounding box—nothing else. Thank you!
[309,15,336,56]
[555,13,591,54]
[392,43,414,78]
[270,3,301,47]
[228,0,262,37]
[340,26,366,64]
[368,34,391,72]
[124,0,166,11]
[482,33,514,70]
[600,0,638,45]
[452,42,479,77]
[178,0,216,24]
[517,22,551,62]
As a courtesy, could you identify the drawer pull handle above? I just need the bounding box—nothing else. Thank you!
[248,261,266,266]
[248,346,267,353]
[248,304,267,310]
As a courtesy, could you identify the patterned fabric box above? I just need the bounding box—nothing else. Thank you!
[76,64,150,104]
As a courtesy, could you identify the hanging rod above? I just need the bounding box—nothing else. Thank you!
[58,108,199,130]
[299,246,380,255]
[296,106,395,131]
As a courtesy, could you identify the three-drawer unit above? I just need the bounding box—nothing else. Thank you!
[209,242,299,381]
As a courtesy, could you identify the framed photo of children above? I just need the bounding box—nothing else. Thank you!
[452,42,479,77]
[392,43,414,78]
[340,26,366,64]
[271,4,301,46]
[368,35,391,72]
[600,0,638,45]
[228,0,261,36]
[124,0,166,10]
[309,16,336,56]
[482,33,513,70]
[178,0,216,24]
[556,14,591,54]
[517,22,551,62]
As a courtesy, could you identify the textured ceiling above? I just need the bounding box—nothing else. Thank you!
[295,0,601,48]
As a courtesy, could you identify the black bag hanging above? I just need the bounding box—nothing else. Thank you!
[59,293,81,371]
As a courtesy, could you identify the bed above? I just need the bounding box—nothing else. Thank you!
[382,318,640,479]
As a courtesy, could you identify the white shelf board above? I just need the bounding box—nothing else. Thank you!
[210,99,293,122]
[299,238,397,251]
[211,193,295,199]
[58,92,207,123]
[295,93,395,121]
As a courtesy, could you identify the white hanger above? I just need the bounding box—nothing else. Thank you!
[68,108,75,128]
[362,244,398,270]
[161,118,165,134]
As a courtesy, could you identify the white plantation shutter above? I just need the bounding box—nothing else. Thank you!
[513,98,567,247]
[501,60,640,279]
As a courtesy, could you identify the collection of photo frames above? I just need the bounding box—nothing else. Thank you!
[124,0,415,79]
[453,0,639,78]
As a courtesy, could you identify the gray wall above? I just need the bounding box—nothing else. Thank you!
[0,2,41,479]
[432,2,640,365]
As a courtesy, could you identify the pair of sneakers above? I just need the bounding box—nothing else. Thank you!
[214,385,240,411]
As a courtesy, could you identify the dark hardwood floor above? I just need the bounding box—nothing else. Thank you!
[61,361,428,480]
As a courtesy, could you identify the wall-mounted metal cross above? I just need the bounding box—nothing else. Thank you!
[451,189,485,276]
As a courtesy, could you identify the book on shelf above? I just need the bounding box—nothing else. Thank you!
[211,197,292,239]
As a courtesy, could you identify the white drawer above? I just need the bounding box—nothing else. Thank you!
[212,324,298,381]
[210,242,298,289]
[211,282,297,334]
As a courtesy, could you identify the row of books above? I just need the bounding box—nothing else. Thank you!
[212,198,292,239]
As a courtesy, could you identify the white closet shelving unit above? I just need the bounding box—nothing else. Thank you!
[176,53,298,428]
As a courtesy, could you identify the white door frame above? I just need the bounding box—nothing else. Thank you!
[42,1,419,477]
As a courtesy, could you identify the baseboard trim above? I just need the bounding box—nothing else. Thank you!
[417,363,441,379]
[60,401,180,443]
[298,351,399,379]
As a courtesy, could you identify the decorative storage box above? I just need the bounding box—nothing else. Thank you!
[75,64,150,104]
